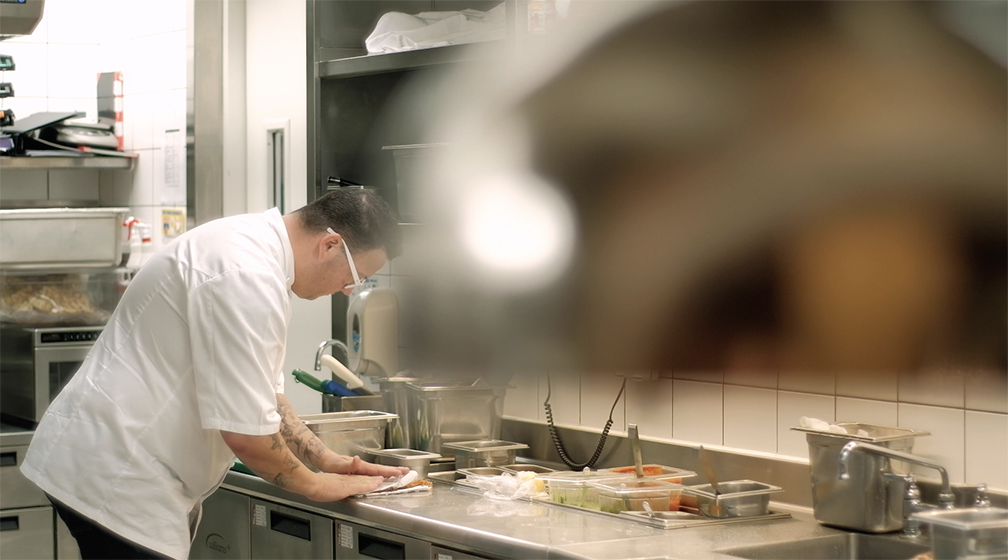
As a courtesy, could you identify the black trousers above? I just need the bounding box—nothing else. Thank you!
[47,495,169,560]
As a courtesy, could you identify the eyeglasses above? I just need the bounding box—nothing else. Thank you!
[328,228,368,291]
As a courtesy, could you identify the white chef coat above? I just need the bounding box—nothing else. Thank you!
[21,208,294,560]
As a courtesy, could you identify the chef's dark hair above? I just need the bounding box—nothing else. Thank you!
[296,188,402,259]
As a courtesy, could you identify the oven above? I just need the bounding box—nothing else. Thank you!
[0,326,101,428]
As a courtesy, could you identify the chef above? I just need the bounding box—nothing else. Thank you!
[21,188,410,560]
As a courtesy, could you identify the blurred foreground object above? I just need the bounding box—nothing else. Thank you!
[404,1,1007,375]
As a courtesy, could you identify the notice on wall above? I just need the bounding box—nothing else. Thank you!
[161,129,185,205]
[162,207,186,240]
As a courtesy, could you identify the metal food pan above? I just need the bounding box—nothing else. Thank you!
[683,480,783,518]
[301,411,397,457]
[442,440,528,468]
[0,207,129,268]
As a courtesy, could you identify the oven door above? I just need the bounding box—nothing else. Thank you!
[31,344,90,424]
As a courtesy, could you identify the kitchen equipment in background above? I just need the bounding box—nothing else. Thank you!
[369,448,441,478]
[346,288,398,378]
[378,376,415,448]
[300,411,397,458]
[683,480,783,519]
[698,445,723,517]
[0,325,101,427]
[42,121,118,151]
[443,440,529,468]
[0,207,130,269]
[0,268,125,326]
[0,0,45,40]
[405,379,509,456]
[912,506,1008,560]
[793,422,930,533]
[381,143,448,223]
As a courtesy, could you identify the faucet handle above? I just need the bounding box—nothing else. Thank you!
[975,483,991,508]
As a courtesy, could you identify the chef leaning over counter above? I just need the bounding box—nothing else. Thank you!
[19,189,408,560]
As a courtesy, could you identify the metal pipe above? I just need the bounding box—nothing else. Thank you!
[315,339,349,371]
[839,441,955,508]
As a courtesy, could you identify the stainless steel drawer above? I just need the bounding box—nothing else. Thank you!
[250,499,333,560]
[1,505,55,559]
[190,488,250,559]
[0,445,48,509]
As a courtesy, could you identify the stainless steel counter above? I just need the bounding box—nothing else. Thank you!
[220,469,866,560]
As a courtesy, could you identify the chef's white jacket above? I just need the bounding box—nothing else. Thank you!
[22,208,293,560]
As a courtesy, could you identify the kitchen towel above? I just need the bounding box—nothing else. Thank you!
[365,3,505,54]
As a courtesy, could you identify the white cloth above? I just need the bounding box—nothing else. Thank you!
[365,3,505,54]
[21,208,294,560]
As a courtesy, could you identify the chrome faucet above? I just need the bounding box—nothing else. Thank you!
[315,339,349,371]
[839,441,955,538]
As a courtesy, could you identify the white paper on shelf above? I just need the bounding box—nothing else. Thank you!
[364,3,505,54]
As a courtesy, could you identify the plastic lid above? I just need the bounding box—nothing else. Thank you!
[588,479,681,497]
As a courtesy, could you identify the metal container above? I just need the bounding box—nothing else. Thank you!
[793,423,930,533]
[500,464,555,475]
[300,410,397,457]
[369,448,441,478]
[442,440,528,468]
[405,380,508,456]
[0,207,129,269]
[457,466,507,478]
[912,507,1008,560]
[682,480,782,518]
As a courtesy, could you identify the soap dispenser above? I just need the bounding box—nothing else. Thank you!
[346,288,398,378]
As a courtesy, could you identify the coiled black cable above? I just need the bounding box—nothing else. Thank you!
[544,374,626,470]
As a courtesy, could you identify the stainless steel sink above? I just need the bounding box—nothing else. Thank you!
[718,532,931,560]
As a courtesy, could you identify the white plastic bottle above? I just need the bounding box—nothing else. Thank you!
[138,222,154,267]
[123,217,142,270]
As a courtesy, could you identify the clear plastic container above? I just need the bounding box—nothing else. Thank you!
[0,268,125,326]
[589,479,683,514]
[540,470,633,510]
[601,464,697,484]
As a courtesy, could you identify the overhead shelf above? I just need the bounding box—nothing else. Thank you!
[0,155,136,170]
[318,41,505,79]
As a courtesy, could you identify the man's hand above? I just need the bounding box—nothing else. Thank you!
[307,472,386,502]
[321,454,409,478]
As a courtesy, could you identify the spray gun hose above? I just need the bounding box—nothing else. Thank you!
[544,374,626,470]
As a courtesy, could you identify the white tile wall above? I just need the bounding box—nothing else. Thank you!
[625,377,673,440]
[579,372,625,431]
[836,396,898,426]
[503,370,542,421]
[965,411,1008,490]
[899,403,966,485]
[723,385,777,453]
[672,380,723,445]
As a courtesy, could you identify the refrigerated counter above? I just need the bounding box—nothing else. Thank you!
[193,468,867,560]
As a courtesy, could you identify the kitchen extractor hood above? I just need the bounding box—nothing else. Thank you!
[0,0,45,41]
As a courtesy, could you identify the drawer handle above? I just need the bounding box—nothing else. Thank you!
[0,516,19,532]
[359,533,406,560]
[269,511,310,541]
[0,452,16,467]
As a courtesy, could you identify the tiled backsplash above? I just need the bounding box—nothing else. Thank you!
[502,370,1008,492]
[0,0,186,250]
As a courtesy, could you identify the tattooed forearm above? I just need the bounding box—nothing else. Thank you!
[270,433,285,451]
[272,472,291,488]
[276,393,335,470]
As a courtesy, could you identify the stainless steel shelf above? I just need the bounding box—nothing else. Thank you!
[0,155,136,170]
[318,41,504,79]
